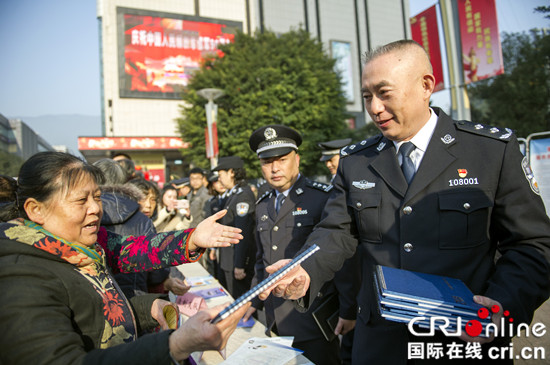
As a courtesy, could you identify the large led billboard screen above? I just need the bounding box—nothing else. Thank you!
[117,8,242,99]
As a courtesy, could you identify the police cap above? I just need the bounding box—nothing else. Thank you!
[213,156,244,171]
[170,177,189,188]
[249,124,302,159]
[318,138,352,161]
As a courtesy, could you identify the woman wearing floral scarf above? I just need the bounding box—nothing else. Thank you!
[0,152,250,365]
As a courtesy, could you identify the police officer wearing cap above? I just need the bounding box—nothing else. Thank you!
[318,138,352,182]
[212,156,256,298]
[244,125,359,364]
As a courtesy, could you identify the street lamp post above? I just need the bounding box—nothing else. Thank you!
[197,88,225,169]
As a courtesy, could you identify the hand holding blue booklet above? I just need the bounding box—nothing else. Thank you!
[211,244,320,324]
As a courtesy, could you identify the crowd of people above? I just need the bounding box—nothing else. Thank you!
[1,39,549,365]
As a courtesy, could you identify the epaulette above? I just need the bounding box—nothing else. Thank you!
[454,120,513,141]
[256,190,271,204]
[305,178,333,193]
[340,134,383,157]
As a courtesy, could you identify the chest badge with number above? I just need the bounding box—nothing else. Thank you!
[292,207,308,216]
[448,169,479,187]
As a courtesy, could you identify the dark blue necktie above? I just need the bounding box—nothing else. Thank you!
[399,142,416,184]
[275,194,285,214]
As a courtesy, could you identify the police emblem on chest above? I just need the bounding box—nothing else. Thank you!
[236,202,250,216]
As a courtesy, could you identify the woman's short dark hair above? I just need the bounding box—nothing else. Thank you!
[233,167,247,184]
[128,178,159,201]
[0,151,104,221]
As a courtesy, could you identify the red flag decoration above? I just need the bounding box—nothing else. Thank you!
[457,0,504,84]
[410,5,445,92]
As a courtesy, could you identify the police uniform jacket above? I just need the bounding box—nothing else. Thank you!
[299,108,550,358]
[218,182,257,273]
[253,175,359,342]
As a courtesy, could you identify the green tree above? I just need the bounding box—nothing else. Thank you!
[467,29,550,138]
[0,151,24,177]
[176,29,352,178]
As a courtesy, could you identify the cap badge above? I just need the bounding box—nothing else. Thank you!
[264,127,277,140]
[457,169,468,178]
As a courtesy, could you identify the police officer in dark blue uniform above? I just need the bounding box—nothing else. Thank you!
[259,40,550,364]
[212,156,256,298]
[318,138,352,183]
[243,125,359,365]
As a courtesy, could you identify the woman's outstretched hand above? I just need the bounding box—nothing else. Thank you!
[188,210,243,251]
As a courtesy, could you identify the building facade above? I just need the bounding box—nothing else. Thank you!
[83,0,410,184]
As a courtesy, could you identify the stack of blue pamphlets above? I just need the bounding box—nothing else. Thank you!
[374,265,492,336]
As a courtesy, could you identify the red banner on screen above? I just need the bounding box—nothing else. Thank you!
[457,0,504,84]
[122,13,237,96]
[410,5,445,92]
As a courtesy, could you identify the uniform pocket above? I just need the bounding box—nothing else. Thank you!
[286,216,315,228]
[347,191,381,243]
[438,190,493,248]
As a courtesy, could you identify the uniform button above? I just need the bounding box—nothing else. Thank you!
[403,206,413,215]
[297,222,302,227]
[463,203,471,210]
[317,292,323,298]
[356,202,362,208]
[273,226,279,231]
[272,245,278,250]
[259,227,263,232]
[358,306,361,313]
[404,243,413,252]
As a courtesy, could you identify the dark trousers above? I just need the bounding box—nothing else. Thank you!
[220,269,252,299]
[293,336,341,365]
[340,329,354,365]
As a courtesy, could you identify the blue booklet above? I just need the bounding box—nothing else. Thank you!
[375,265,483,312]
[374,265,492,336]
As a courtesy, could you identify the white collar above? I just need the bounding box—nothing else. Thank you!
[394,108,438,153]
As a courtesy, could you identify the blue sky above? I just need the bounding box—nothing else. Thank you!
[0,0,548,119]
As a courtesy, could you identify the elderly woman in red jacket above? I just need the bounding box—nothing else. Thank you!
[0,151,249,365]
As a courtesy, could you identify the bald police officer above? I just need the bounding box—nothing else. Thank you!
[318,138,352,182]
[259,40,550,364]
[244,125,359,365]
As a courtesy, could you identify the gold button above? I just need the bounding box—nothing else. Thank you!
[404,243,413,252]
[273,226,279,232]
[403,206,412,215]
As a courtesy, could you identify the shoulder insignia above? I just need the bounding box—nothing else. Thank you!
[305,178,333,193]
[340,134,383,158]
[256,190,271,204]
[454,120,513,141]
[235,187,244,195]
